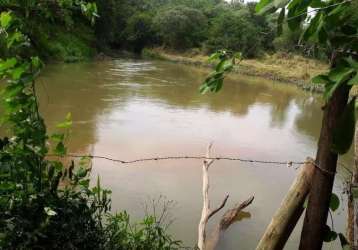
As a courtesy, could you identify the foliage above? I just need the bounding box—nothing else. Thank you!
[153,6,208,50]
[93,0,281,56]
[256,0,357,247]
[200,50,242,93]
[206,6,274,57]
[257,0,358,156]
[124,12,156,53]
[104,212,183,250]
[0,4,182,250]
[201,0,357,248]
[0,0,97,61]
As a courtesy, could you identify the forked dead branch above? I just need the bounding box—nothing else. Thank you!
[197,143,254,250]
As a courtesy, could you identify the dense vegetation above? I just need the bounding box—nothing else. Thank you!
[0,2,182,249]
[0,0,321,61]
[94,0,299,58]
[200,0,358,249]
[1,0,358,249]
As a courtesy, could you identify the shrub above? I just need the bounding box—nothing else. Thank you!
[153,6,208,50]
[206,9,263,58]
[124,12,156,53]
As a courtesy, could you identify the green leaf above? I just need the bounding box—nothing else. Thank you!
[11,65,27,80]
[311,74,330,85]
[56,113,72,129]
[255,0,273,13]
[287,9,304,31]
[332,98,356,154]
[277,8,285,35]
[302,12,322,42]
[65,112,72,121]
[0,58,17,72]
[31,57,43,69]
[323,225,337,242]
[303,198,308,208]
[323,80,340,101]
[348,72,358,85]
[76,167,89,179]
[0,12,12,29]
[273,0,290,8]
[324,67,355,100]
[54,142,66,156]
[51,133,65,143]
[310,0,325,8]
[208,52,221,62]
[233,52,242,60]
[56,121,72,129]
[345,57,358,69]
[329,193,340,211]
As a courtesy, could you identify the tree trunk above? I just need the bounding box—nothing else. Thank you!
[299,83,350,250]
[256,160,315,250]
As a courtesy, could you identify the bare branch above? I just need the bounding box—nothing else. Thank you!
[208,194,230,220]
[220,196,254,230]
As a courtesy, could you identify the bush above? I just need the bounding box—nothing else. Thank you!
[0,9,182,250]
[104,212,182,250]
[153,6,208,50]
[124,12,156,53]
[206,8,263,58]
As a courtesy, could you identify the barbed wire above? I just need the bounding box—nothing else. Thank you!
[47,153,337,176]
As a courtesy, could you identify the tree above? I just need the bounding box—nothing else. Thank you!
[124,12,156,53]
[206,8,267,58]
[201,0,358,249]
[153,6,208,49]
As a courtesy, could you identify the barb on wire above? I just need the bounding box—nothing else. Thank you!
[47,153,336,176]
[48,153,305,165]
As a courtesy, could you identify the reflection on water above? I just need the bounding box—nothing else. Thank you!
[38,59,352,250]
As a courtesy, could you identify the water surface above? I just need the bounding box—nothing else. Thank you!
[39,59,352,250]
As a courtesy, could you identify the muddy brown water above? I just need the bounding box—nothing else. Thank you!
[38,59,352,250]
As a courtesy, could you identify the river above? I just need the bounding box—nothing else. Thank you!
[38,59,352,250]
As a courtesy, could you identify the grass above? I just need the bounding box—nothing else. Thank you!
[143,48,328,89]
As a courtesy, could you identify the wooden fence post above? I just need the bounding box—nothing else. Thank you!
[348,123,358,250]
[256,159,315,250]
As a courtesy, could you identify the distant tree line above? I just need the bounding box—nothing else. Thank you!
[0,0,329,61]
[94,0,326,58]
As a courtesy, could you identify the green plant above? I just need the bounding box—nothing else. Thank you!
[0,5,184,249]
[153,6,208,49]
[201,0,357,248]
[206,8,265,58]
[0,5,104,249]
[104,212,183,250]
[200,50,242,94]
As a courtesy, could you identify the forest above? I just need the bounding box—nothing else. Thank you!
[0,0,325,61]
[0,0,358,250]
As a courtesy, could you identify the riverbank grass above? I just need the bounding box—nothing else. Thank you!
[143,48,328,87]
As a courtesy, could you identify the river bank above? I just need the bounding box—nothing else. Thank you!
[142,48,328,92]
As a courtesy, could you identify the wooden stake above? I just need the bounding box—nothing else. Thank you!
[256,159,315,250]
[348,122,358,249]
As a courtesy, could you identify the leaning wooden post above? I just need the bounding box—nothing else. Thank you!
[348,122,358,249]
[256,158,315,250]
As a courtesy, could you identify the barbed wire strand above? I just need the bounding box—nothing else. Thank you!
[47,154,337,176]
